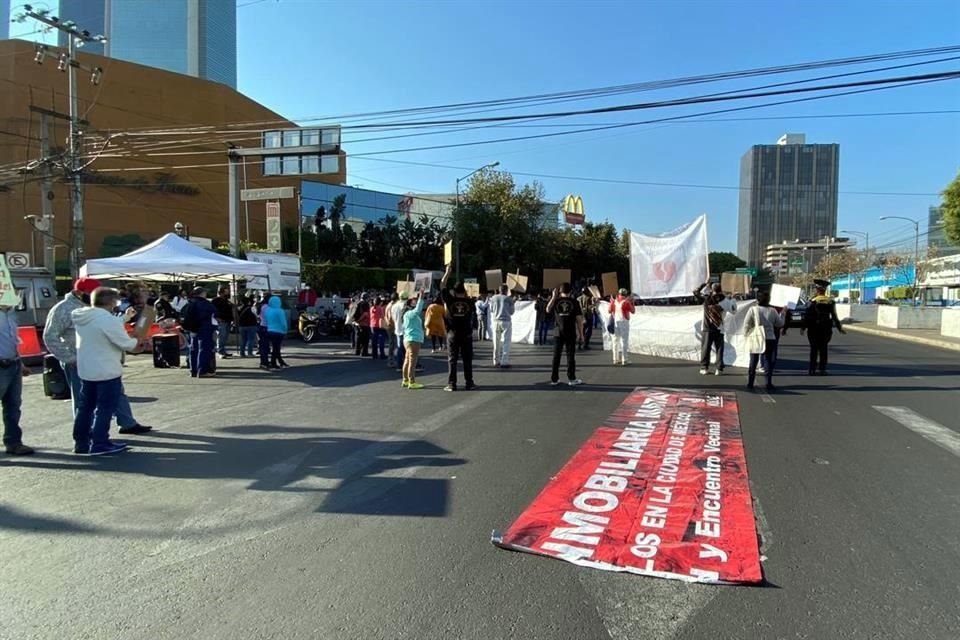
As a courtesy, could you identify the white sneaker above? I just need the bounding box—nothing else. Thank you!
[699,368,709,375]
[568,379,584,387]
[757,366,767,374]
[714,369,722,376]
[550,380,561,386]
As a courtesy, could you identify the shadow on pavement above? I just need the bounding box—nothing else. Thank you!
[1,426,467,529]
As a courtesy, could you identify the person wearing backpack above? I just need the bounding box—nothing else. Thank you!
[180,287,217,378]
[802,279,845,375]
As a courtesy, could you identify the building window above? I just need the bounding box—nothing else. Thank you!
[302,129,320,146]
[322,128,340,150]
[264,156,280,175]
[301,155,319,174]
[321,155,339,174]
[282,130,300,147]
[283,156,300,174]
[263,131,281,149]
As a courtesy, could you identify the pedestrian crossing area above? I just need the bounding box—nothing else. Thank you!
[873,406,960,458]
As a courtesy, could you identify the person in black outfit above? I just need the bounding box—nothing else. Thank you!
[154,291,177,321]
[692,282,727,376]
[440,264,476,391]
[180,287,217,377]
[547,283,585,387]
[211,286,236,358]
[803,279,845,375]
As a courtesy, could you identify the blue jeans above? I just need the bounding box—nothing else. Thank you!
[395,335,405,370]
[239,326,258,356]
[63,361,137,427]
[73,377,122,448]
[372,328,387,359]
[537,320,552,346]
[748,339,778,388]
[190,327,215,376]
[217,322,232,355]
[0,363,24,447]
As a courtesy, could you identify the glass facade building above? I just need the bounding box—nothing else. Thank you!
[927,205,960,257]
[300,182,455,231]
[737,137,839,267]
[1,0,10,40]
[58,0,236,88]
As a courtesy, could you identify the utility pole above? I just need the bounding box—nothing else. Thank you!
[18,5,106,277]
[39,112,55,271]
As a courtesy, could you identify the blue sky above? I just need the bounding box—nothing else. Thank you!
[12,0,960,254]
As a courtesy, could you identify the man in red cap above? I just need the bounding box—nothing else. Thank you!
[43,277,153,438]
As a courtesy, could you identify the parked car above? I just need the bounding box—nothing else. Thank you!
[787,302,807,328]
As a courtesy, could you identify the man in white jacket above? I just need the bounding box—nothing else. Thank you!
[72,288,139,456]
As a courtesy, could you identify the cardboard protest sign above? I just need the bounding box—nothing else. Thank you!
[465,283,481,298]
[443,240,454,267]
[133,305,157,340]
[413,271,433,293]
[0,255,19,307]
[770,283,801,310]
[721,273,751,295]
[485,269,503,291]
[543,269,571,291]
[396,280,415,296]
[601,272,619,297]
[588,285,602,300]
[506,273,528,293]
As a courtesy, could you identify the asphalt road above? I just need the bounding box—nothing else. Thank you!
[1,331,958,640]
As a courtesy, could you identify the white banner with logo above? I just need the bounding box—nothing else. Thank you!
[629,215,709,299]
[246,252,301,291]
[598,301,756,368]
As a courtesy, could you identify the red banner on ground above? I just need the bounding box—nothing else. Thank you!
[493,387,763,584]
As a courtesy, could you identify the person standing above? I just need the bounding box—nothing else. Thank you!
[425,297,446,353]
[803,279,845,375]
[353,294,371,357]
[180,287,217,378]
[212,286,235,358]
[577,289,596,350]
[385,292,400,368]
[155,291,177,321]
[172,289,189,314]
[475,293,490,342]
[440,264,476,391]
[744,289,786,392]
[693,282,727,376]
[489,284,515,368]
[390,291,409,372]
[548,283,585,386]
[71,287,140,455]
[0,303,34,455]
[256,293,272,370]
[608,288,634,366]
[43,277,152,434]
[370,297,387,360]
[237,294,259,358]
[402,291,427,390]
[535,291,551,346]
[264,295,289,369]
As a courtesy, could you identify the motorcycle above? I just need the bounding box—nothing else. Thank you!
[299,309,344,342]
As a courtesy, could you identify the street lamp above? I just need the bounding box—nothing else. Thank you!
[879,216,920,304]
[841,229,869,303]
[454,161,500,281]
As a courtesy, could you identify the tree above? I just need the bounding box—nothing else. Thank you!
[942,171,960,246]
[708,251,746,275]
[814,250,862,284]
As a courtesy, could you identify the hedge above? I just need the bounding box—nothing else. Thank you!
[302,263,413,294]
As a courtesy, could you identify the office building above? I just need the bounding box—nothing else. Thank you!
[57,0,236,88]
[927,205,960,257]
[738,134,840,267]
[300,183,455,231]
[412,194,561,230]
[764,238,853,276]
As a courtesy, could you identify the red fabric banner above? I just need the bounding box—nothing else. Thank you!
[493,387,763,584]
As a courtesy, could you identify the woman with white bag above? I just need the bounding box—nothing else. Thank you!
[743,290,785,392]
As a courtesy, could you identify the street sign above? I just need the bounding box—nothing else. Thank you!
[735,267,758,276]
[265,201,282,251]
[3,252,30,269]
[241,186,295,202]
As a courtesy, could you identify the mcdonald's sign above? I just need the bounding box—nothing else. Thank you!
[562,194,585,225]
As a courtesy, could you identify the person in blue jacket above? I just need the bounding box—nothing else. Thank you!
[264,295,289,370]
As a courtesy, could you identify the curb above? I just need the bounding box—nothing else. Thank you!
[844,324,960,353]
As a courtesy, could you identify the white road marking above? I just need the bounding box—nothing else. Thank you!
[873,406,960,458]
[761,393,776,404]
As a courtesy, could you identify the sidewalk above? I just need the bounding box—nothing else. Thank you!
[844,322,960,353]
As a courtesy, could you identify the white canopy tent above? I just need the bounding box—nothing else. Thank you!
[80,233,269,282]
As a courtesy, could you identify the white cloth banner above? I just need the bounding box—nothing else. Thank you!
[598,300,757,368]
[630,215,709,299]
[484,300,536,344]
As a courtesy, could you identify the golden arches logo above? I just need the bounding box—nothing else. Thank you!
[562,194,585,224]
